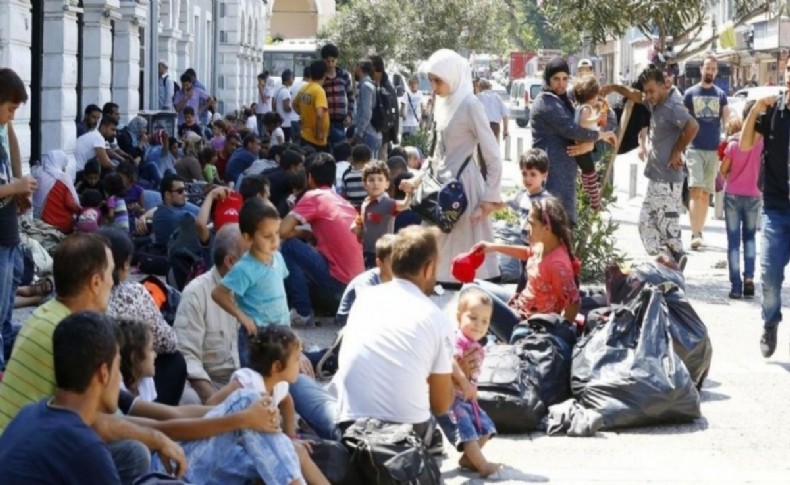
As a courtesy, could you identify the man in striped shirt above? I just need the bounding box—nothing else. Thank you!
[321,43,355,150]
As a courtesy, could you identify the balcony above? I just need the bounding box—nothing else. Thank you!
[753,16,790,51]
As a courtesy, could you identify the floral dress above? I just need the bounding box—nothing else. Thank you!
[107,281,178,353]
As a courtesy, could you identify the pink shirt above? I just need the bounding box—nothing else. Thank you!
[455,330,484,384]
[291,187,364,284]
[509,245,580,321]
[724,137,763,198]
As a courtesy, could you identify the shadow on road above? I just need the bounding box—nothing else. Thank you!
[614,417,709,436]
[443,466,550,484]
[700,389,730,402]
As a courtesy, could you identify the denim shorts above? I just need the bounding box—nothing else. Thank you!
[437,396,496,450]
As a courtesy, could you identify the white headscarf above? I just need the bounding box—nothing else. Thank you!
[421,49,474,130]
[32,150,79,218]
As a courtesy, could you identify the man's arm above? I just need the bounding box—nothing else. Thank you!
[279,213,300,240]
[95,147,114,169]
[601,84,644,105]
[196,186,230,244]
[129,400,211,421]
[740,96,773,150]
[427,373,454,416]
[174,92,190,112]
[283,95,293,113]
[669,118,700,169]
[315,107,327,141]
[7,121,21,177]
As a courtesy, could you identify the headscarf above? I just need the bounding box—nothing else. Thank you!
[542,56,575,113]
[126,116,148,147]
[32,150,79,218]
[421,49,474,130]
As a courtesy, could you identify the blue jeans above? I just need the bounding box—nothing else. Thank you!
[280,238,345,317]
[724,194,761,293]
[140,162,163,188]
[328,121,346,150]
[0,244,22,370]
[361,131,382,159]
[290,374,339,440]
[761,210,790,328]
[463,280,520,342]
[238,327,250,368]
[107,440,151,485]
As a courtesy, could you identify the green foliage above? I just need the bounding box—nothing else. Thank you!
[401,129,432,158]
[573,153,627,283]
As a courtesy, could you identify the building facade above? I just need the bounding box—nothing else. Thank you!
[269,0,334,40]
[0,0,273,169]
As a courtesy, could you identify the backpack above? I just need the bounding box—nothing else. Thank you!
[141,275,182,326]
[166,75,181,106]
[371,82,397,134]
[166,214,206,291]
[341,419,441,485]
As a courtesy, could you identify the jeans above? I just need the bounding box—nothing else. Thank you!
[463,280,520,342]
[238,327,250,368]
[0,244,22,370]
[761,210,790,328]
[107,440,152,485]
[140,162,163,188]
[280,238,346,317]
[290,374,339,440]
[724,194,761,293]
[154,389,303,485]
[361,131,382,160]
[328,121,346,150]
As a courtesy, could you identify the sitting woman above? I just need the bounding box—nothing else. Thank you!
[32,150,81,234]
[100,227,186,405]
[467,196,581,342]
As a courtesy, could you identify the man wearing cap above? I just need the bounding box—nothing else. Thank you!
[159,60,175,111]
[577,58,594,77]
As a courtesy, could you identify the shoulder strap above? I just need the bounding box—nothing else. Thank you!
[407,93,418,117]
[456,155,473,179]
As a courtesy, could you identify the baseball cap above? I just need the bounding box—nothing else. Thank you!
[451,249,486,284]
[158,59,168,67]
[578,59,593,69]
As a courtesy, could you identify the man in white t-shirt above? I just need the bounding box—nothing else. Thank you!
[335,226,455,431]
[74,116,118,173]
[288,66,310,143]
[476,79,509,143]
[400,77,423,138]
[275,69,297,142]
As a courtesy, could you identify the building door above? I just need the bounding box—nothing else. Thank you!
[30,0,43,163]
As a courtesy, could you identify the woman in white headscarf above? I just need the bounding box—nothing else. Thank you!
[403,49,503,284]
[32,150,81,234]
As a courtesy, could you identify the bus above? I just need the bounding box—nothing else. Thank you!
[262,38,320,83]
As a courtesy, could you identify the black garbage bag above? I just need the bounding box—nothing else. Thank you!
[606,262,712,388]
[493,221,523,283]
[571,287,701,429]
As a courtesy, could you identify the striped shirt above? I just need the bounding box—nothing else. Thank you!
[322,68,355,123]
[341,166,367,209]
[0,300,70,435]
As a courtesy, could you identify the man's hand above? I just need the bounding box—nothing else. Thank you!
[299,353,315,378]
[209,186,231,201]
[135,217,150,236]
[12,176,37,196]
[567,141,595,157]
[457,347,482,378]
[668,151,684,171]
[239,397,282,433]
[758,95,778,111]
[239,315,257,336]
[460,380,477,401]
[152,431,188,479]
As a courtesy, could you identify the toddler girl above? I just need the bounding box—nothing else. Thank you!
[103,172,129,232]
[572,75,611,211]
[117,319,158,402]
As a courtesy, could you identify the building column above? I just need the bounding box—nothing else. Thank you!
[0,0,33,166]
[159,29,180,76]
[217,47,242,114]
[82,0,120,108]
[40,1,80,158]
[176,33,192,74]
[113,1,147,122]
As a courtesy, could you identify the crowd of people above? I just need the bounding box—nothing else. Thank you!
[0,39,784,484]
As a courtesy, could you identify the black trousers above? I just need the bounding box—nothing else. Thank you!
[154,351,187,406]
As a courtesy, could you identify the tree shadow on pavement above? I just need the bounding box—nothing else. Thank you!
[443,466,550,484]
[700,389,730,402]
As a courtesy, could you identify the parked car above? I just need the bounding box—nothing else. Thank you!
[509,77,543,127]
[728,86,785,118]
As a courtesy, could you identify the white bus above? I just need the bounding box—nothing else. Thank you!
[263,38,320,83]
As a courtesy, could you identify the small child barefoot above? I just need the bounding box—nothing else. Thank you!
[478,461,504,479]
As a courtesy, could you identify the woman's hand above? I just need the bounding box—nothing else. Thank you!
[399,177,421,194]
[470,201,500,223]
[599,131,617,145]
[568,141,595,157]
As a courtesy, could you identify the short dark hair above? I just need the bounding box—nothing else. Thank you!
[310,60,327,81]
[185,68,197,80]
[180,73,193,84]
[116,161,137,182]
[53,233,111,299]
[303,66,311,79]
[280,149,304,170]
[53,311,120,393]
[99,116,118,128]
[389,146,407,160]
[572,75,600,105]
[116,318,151,392]
[390,226,440,278]
[239,197,280,236]
[183,106,196,117]
[639,67,665,87]
[84,104,101,118]
[257,71,269,81]
[239,173,270,201]
[243,133,259,149]
[363,159,390,182]
[160,173,184,199]
[519,148,549,173]
[212,119,228,133]
[370,54,385,73]
[268,144,288,162]
[97,228,134,286]
[102,102,119,116]
[83,159,101,176]
[0,68,28,105]
[102,172,125,198]
[80,189,104,208]
[262,112,282,126]
[321,43,339,60]
[351,144,372,164]
[307,152,336,187]
[386,155,408,173]
[282,69,293,83]
[357,61,374,77]
[248,325,300,377]
[333,142,351,163]
[198,146,216,165]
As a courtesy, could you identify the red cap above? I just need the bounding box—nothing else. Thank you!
[213,192,243,231]
[451,249,486,283]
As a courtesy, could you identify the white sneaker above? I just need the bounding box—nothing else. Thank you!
[290,308,314,327]
[690,234,703,250]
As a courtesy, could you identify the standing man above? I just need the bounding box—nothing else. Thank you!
[353,60,381,157]
[400,77,423,139]
[577,58,594,76]
[159,60,175,111]
[683,55,729,250]
[321,43,355,149]
[294,60,330,152]
[476,79,509,143]
[274,69,296,142]
[173,73,212,126]
[255,71,272,137]
[740,67,790,358]
[289,66,310,144]
[605,67,699,269]
[371,54,399,159]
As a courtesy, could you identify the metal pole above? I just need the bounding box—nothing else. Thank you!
[149,0,159,110]
[516,137,524,159]
[504,135,512,161]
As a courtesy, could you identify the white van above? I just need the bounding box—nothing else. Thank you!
[509,78,543,127]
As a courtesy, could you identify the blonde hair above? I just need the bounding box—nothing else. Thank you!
[457,287,493,313]
[726,115,743,137]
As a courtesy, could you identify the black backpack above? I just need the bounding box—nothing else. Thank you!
[371,83,397,134]
[166,214,206,291]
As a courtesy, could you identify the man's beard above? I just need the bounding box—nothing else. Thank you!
[703,75,714,84]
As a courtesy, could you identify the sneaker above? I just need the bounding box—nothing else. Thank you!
[729,289,743,300]
[427,427,444,456]
[761,325,778,358]
[290,309,315,327]
[669,249,688,273]
[744,280,755,300]
[690,234,703,250]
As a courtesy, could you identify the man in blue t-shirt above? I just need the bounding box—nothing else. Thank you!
[683,55,730,250]
[0,312,129,484]
[225,133,261,187]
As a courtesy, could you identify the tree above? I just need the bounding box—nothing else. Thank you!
[540,0,777,63]
[319,0,511,71]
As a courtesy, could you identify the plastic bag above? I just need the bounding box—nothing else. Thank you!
[571,287,701,429]
[493,221,523,283]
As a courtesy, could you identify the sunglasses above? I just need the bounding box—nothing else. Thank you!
[169,187,186,194]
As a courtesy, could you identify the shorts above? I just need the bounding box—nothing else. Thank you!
[686,149,720,193]
[437,396,496,450]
